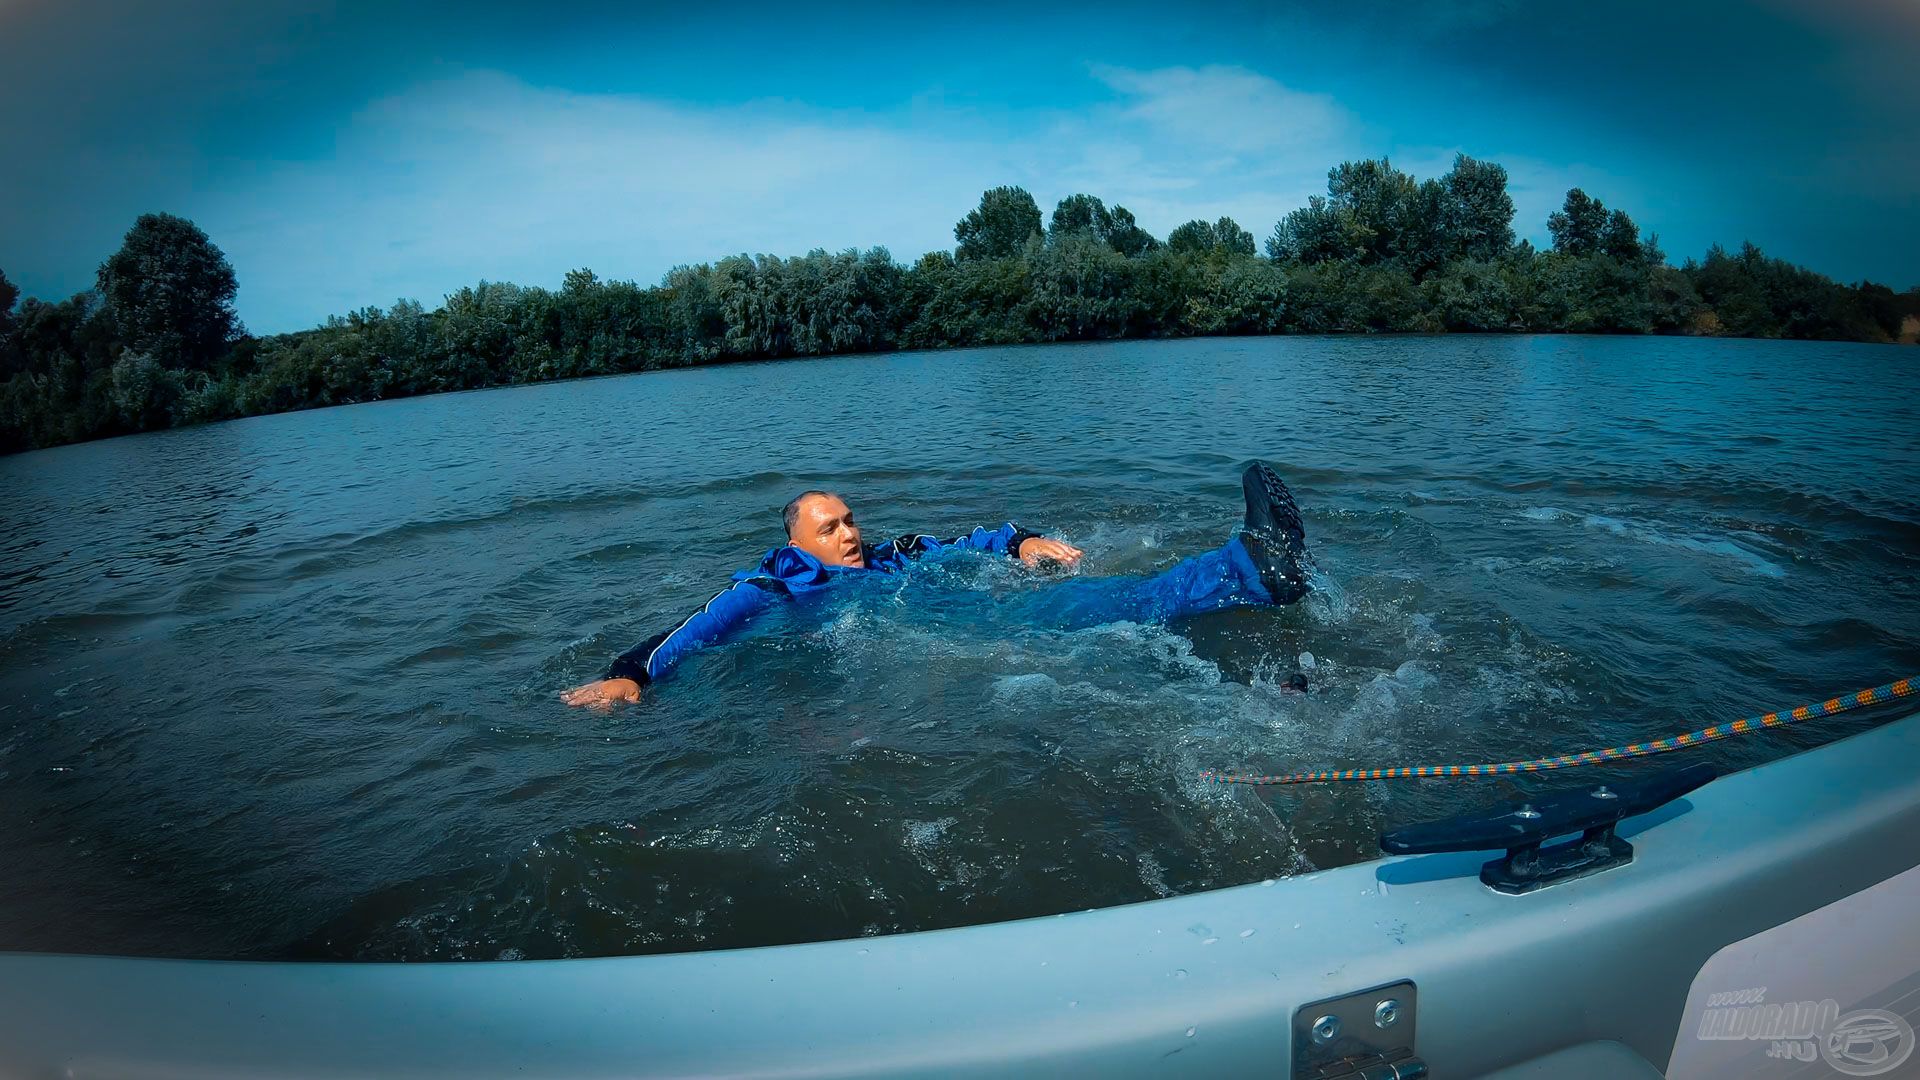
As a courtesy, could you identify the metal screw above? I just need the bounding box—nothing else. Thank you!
[1515,804,1541,819]
[1375,998,1402,1028]
[1592,786,1618,799]
[1312,1015,1341,1043]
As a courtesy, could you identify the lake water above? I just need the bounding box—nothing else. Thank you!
[2,335,1917,961]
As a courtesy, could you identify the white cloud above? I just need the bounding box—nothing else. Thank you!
[200,72,1004,328]
[1090,63,1353,159]
[1063,64,1366,241]
[195,64,1381,331]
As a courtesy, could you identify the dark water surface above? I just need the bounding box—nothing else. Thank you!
[3,335,1917,961]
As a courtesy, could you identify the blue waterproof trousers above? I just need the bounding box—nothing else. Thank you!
[1014,536,1276,628]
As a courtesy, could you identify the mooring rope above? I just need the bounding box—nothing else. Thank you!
[1200,676,1916,786]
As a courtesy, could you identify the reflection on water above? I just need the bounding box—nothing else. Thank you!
[1,334,1917,960]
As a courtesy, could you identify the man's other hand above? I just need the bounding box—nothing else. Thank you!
[1017,536,1083,569]
[561,678,642,709]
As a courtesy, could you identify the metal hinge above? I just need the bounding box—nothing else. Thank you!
[1293,980,1429,1080]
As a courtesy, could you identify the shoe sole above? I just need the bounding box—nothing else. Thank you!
[1241,461,1304,551]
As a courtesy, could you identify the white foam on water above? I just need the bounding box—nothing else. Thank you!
[903,817,957,849]
[1587,514,1786,577]
[1471,659,1576,715]
[1522,506,1786,578]
[1332,660,1438,741]
[1663,534,1787,578]
[989,671,1062,702]
[1059,620,1225,682]
[1477,553,1608,577]
[1136,852,1174,898]
[1303,564,1352,622]
[1087,521,1166,558]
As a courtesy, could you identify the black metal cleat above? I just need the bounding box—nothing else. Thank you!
[1378,763,1718,894]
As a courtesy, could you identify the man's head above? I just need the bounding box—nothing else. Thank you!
[783,489,865,568]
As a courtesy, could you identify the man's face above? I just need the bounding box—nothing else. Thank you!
[788,494,865,568]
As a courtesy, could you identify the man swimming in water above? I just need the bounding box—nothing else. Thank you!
[562,462,1311,708]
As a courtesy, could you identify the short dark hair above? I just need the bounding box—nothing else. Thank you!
[782,489,839,538]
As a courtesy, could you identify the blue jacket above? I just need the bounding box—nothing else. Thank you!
[606,522,1039,686]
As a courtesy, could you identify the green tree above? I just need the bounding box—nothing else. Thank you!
[1647,264,1704,333]
[1530,251,1653,333]
[955,186,1043,261]
[108,350,182,430]
[1327,159,1419,264]
[1278,262,1425,332]
[1049,194,1114,241]
[1421,258,1517,331]
[1268,195,1360,264]
[0,269,19,379]
[1168,217,1255,256]
[1600,209,1643,262]
[1105,206,1160,257]
[1048,194,1162,257]
[1546,189,1608,256]
[1270,158,1439,272]
[1441,154,1516,262]
[1393,178,1453,278]
[1640,232,1667,268]
[1683,241,1889,341]
[96,213,239,371]
[663,264,726,363]
[1164,251,1286,335]
[904,252,1035,347]
[0,268,17,332]
[10,292,112,376]
[1029,231,1137,340]
[1167,220,1214,254]
[1689,244,1772,336]
[1271,155,1510,280]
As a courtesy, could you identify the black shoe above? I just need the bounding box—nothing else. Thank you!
[1240,461,1309,604]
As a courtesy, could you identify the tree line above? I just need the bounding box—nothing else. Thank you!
[4,153,1916,453]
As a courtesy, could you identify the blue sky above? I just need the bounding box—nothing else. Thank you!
[2,0,1916,334]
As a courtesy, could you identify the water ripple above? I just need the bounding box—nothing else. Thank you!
[1,334,1916,960]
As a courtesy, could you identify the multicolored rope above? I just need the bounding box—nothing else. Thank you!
[1201,676,1916,786]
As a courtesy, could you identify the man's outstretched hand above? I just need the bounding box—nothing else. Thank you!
[1017,536,1083,569]
[561,677,642,710]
